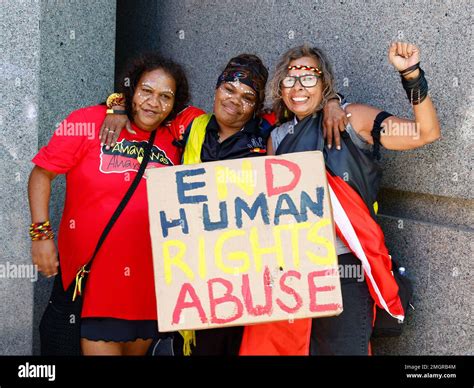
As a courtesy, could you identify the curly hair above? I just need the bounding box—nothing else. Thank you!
[269,44,336,124]
[119,53,190,123]
[218,53,269,115]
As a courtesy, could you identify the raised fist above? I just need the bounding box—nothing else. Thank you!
[388,42,421,73]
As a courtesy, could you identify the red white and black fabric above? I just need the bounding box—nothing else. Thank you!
[240,173,404,355]
[240,114,404,355]
[326,172,404,320]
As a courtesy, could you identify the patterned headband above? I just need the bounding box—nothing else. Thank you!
[216,68,259,92]
[287,65,322,76]
[216,64,266,97]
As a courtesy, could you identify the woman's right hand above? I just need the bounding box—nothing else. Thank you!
[99,113,134,149]
[32,240,59,278]
[388,41,420,77]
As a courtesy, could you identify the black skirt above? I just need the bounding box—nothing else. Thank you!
[81,318,159,342]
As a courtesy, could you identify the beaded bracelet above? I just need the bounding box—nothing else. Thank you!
[106,92,125,108]
[29,221,55,241]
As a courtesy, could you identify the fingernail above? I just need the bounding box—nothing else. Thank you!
[111,143,115,147]
[100,143,104,147]
[328,144,332,149]
[106,145,110,150]
[337,145,341,150]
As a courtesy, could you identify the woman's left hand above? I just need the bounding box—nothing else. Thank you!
[388,42,421,73]
[99,112,134,149]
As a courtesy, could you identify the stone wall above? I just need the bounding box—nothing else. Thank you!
[125,0,471,355]
[1,0,470,355]
[0,0,116,355]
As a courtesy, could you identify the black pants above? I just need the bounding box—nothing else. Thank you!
[310,253,374,355]
[171,326,244,356]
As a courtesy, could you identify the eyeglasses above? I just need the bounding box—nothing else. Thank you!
[281,74,320,88]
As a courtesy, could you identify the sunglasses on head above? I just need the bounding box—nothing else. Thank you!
[223,69,250,80]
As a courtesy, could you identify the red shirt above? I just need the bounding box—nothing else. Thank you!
[32,105,204,319]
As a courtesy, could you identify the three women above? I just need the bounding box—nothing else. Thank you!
[30,41,440,356]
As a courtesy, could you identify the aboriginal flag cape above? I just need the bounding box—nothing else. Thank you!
[239,114,405,355]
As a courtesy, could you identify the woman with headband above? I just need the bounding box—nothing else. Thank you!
[240,41,440,355]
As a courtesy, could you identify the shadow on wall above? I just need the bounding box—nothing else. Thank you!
[115,0,161,90]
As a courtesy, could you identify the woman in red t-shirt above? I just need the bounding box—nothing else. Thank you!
[28,53,203,355]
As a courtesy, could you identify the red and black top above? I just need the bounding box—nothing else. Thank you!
[32,105,204,320]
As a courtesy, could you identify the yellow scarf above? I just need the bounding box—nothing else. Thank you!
[178,113,212,355]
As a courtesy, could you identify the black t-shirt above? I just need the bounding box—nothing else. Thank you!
[176,114,270,162]
[201,115,268,162]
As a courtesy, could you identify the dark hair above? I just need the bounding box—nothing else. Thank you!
[219,53,269,115]
[119,53,190,123]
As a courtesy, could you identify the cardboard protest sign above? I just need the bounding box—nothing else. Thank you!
[146,151,343,332]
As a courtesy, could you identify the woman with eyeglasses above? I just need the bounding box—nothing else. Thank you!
[239,41,440,355]
[99,53,348,355]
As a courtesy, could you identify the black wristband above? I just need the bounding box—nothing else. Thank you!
[401,67,428,105]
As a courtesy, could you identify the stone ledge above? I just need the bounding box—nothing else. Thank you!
[378,188,474,230]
